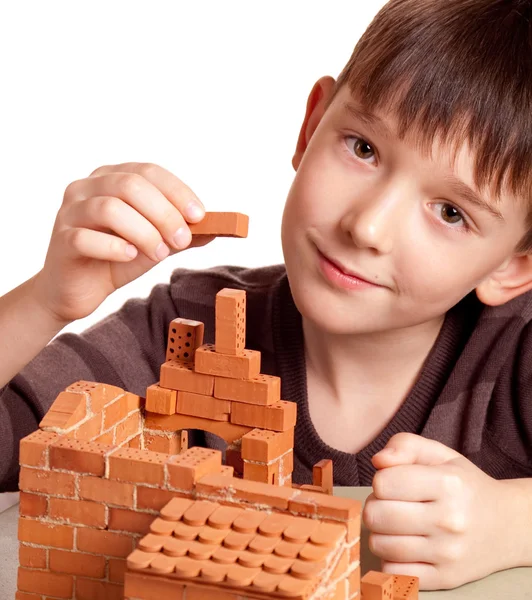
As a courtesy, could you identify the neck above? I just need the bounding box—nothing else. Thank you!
[302,315,445,405]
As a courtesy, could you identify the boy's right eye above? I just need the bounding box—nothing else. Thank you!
[344,135,377,165]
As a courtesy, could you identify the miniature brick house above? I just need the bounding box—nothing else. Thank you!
[16,283,419,599]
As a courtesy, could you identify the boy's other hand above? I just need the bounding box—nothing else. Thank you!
[32,162,215,324]
[363,433,525,590]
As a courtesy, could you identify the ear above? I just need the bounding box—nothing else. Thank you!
[292,76,337,171]
[475,253,532,305]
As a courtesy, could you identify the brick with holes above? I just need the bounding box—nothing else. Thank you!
[166,318,204,362]
[215,288,246,356]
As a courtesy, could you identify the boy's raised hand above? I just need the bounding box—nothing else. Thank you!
[31,162,215,324]
[363,433,528,590]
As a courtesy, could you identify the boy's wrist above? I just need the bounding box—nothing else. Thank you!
[25,274,72,331]
[499,478,532,568]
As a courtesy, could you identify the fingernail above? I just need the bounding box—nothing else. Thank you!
[156,241,170,261]
[185,201,204,222]
[173,226,191,249]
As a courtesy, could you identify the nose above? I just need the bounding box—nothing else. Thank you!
[340,183,405,254]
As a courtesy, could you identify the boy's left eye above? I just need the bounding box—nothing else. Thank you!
[345,136,376,163]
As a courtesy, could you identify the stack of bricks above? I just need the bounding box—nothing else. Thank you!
[16,382,232,600]
[122,473,362,600]
[144,287,296,487]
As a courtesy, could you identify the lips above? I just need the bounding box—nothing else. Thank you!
[318,248,380,286]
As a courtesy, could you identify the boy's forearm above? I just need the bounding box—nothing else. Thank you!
[502,477,532,567]
[0,274,71,389]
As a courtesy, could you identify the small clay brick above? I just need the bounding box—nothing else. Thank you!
[49,438,113,476]
[262,554,294,574]
[297,543,331,562]
[347,514,362,543]
[145,412,253,444]
[19,430,59,467]
[127,549,156,570]
[231,400,296,432]
[19,545,47,569]
[290,558,325,580]
[176,391,231,421]
[66,380,125,413]
[160,359,215,396]
[180,430,189,452]
[79,475,134,508]
[74,578,123,600]
[167,447,222,490]
[17,567,73,598]
[313,459,333,494]
[144,431,180,454]
[93,429,115,445]
[125,392,144,412]
[243,458,280,484]
[196,473,294,510]
[115,411,142,446]
[19,492,48,518]
[124,571,186,599]
[108,558,127,583]
[281,451,294,478]
[277,575,313,598]
[361,571,394,600]
[189,211,249,238]
[215,288,246,356]
[393,574,419,599]
[77,528,134,558]
[49,497,107,528]
[74,413,102,441]
[198,527,230,545]
[166,317,205,362]
[108,447,166,485]
[138,532,167,551]
[18,517,74,549]
[104,393,133,429]
[136,487,179,511]
[241,428,294,462]
[289,491,361,521]
[49,549,106,578]
[145,383,177,415]
[214,373,281,406]
[19,467,75,497]
[195,344,261,380]
[108,508,156,534]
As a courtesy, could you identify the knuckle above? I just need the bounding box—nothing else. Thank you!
[117,173,143,197]
[63,179,83,202]
[362,499,379,530]
[441,471,463,496]
[367,533,381,556]
[67,227,84,249]
[136,162,158,179]
[372,471,388,498]
[439,510,467,534]
[97,196,121,221]
[89,165,109,177]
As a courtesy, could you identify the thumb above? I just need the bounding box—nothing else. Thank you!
[372,433,462,469]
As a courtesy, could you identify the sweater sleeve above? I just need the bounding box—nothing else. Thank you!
[0,278,180,492]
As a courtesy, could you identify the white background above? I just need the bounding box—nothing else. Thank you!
[1,1,387,337]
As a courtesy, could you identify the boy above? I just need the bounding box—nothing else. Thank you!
[1,0,532,590]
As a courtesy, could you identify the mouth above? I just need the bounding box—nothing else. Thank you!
[316,247,384,289]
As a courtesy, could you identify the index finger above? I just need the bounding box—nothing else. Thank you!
[89,162,205,222]
[373,464,445,502]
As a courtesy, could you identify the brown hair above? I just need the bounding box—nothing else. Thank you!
[328,0,532,253]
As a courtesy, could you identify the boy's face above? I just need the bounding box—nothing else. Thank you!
[281,77,531,335]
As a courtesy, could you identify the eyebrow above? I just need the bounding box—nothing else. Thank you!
[343,101,505,222]
[343,102,393,140]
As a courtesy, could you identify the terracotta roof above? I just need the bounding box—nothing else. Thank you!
[127,496,351,599]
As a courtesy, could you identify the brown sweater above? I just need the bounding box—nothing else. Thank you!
[1,264,532,492]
